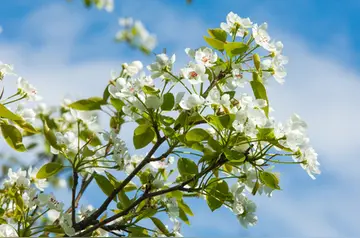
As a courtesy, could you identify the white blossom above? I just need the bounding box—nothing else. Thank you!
[28,166,48,191]
[123,61,143,76]
[179,94,205,110]
[221,12,252,37]
[194,47,218,67]
[0,224,18,237]
[181,62,208,84]
[17,77,42,101]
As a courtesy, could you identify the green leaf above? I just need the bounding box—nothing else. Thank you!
[128,227,149,237]
[36,163,63,179]
[160,115,175,126]
[224,42,249,57]
[253,53,261,70]
[178,208,190,225]
[124,182,137,192]
[43,122,60,150]
[224,148,246,162]
[251,180,260,195]
[14,119,38,134]
[68,97,105,111]
[44,225,64,234]
[178,158,198,176]
[110,98,124,111]
[133,124,155,149]
[0,103,21,120]
[206,180,229,211]
[186,128,209,142]
[142,85,160,95]
[150,217,171,236]
[94,173,117,201]
[135,208,157,223]
[0,124,26,152]
[103,84,110,103]
[259,171,280,190]
[208,28,227,42]
[208,137,222,152]
[161,93,175,111]
[178,199,194,216]
[250,73,269,117]
[218,114,235,129]
[204,36,225,50]
[118,190,131,209]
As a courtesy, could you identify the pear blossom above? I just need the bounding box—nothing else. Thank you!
[108,77,132,99]
[262,57,287,84]
[17,77,42,101]
[181,62,208,84]
[235,194,258,228]
[51,131,78,154]
[70,109,97,126]
[47,210,61,222]
[133,21,157,51]
[119,17,133,27]
[194,47,218,67]
[206,88,231,108]
[15,104,36,123]
[123,61,143,76]
[179,94,205,110]
[28,166,48,191]
[252,23,273,51]
[95,0,114,12]
[221,12,253,37]
[297,146,321,179]
[0,62,15,79]
[147,53,176,78]
[167,198,179,218]
[4,168,30,188]
[226,68,248,90]
[59,213,75,236]
[0,224,18,237]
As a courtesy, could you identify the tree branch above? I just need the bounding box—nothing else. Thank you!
[73,155,226,237]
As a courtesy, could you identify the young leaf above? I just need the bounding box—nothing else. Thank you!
[178,199,194,216]
[68,97,105,111]
[0,124,26,152]
[133,124,155,149]
[94,173,117,201]
[178,158,198,175]
[0,103,21,120]
[204,36,225,51]
[208,28,227,42]
[250,73,269,117]
[36,162,64,179]
[14,119,38,134]
[224,42,249,57]
[161,93,175,111]
[259,171,280,190]
[186,128,209,142]
[224,148,245,162]
[43,122,60,150]
[150,217,171,236]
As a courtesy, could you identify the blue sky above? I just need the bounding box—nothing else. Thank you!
[1,0,360,237]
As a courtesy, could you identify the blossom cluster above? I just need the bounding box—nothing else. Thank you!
[115,17,157,54]
[0,11,320,237]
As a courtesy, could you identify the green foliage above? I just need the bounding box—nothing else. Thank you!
[68,97,105,111]
[0,124,26,152]
[36,163,64,179]
[133,124,155,149]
